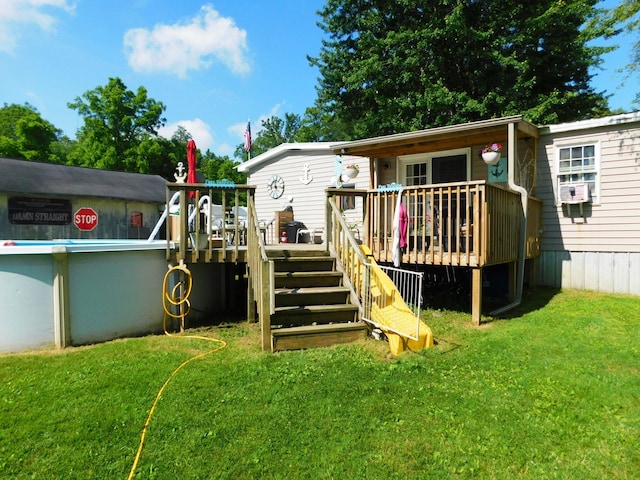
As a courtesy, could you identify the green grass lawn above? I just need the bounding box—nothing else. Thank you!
[1,288,639,479]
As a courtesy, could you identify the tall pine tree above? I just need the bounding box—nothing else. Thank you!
[309,0,612,139]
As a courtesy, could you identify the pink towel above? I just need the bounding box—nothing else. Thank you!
[398,201,408,249]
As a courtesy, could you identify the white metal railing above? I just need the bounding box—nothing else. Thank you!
[361,263,424,342]
[148,191,180,241]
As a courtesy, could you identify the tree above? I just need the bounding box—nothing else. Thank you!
[234,113,303,159]
[0,103,63,162]
[68,77,168,173]
[200,150,247,203]
[309,0,612,139]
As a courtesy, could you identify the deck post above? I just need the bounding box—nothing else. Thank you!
[260,260,272,351]
[246,263,256,323]
[471,267,482,326]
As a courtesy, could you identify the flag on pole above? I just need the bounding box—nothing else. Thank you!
[243,120,252,152]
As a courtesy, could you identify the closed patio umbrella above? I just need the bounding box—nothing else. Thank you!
[187,139,197,198]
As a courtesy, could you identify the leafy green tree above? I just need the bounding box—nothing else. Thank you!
[68,77,168,173]
[309,0,612,139]
[200,150,247,203]
[234,113,303,159]
[297,105,352,142]
[0,103,63,162]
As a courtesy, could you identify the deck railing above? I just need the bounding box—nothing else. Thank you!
[246,194,274,350]
[331,181,541,268]
[165,183,254,262]
[326,192,424,341]
[326,195,368,315]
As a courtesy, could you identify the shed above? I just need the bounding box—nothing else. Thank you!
[0,157,167,240]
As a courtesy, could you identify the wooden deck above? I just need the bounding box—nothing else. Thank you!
[165,181,542,337]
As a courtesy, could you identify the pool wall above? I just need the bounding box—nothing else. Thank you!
[1,241,169,353]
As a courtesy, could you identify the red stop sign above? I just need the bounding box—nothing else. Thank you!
[74,207,98,231]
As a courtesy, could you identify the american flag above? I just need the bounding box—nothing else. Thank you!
[243,121,252,152]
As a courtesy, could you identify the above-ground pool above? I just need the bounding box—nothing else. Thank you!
[1,240,170,353]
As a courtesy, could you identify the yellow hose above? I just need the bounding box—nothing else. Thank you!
[162,262,193,330]
[127,263,227,480]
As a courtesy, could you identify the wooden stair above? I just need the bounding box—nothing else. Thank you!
[268,247,368,352]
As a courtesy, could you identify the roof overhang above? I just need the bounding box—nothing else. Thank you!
[331,115,539,158]
[237,142,338,173]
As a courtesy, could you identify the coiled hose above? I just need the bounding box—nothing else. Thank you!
[162,262,193,331]
[127,263,226,480]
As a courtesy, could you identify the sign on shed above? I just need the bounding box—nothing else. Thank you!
[74,207,98,231]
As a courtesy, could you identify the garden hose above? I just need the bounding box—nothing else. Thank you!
[162,262,193,330]
[127,263,227,480]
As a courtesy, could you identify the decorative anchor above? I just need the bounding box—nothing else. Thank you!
[299,163,313,185]
[174,162,187,183]
[490,164,504,179]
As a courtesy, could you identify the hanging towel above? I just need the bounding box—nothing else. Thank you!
[391,188,405,267]
[398,200,408,249]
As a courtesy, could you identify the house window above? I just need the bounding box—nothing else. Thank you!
[340,184,356,210]
[398,149,470,235]
[399,148,470,186]
[556,143,599,204]
[405,162,427,186]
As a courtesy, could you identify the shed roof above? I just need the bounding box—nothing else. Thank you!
[331,115,539,158]
[0,157,167,203]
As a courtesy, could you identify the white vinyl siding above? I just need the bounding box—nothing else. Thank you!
[243,147,367,238]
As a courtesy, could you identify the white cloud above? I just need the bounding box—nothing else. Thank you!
[123,4,250,78]
[216,143,234,156]
[0,0,75,53]
[158,118,214,152]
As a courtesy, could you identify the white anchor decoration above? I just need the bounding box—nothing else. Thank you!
[299,163,313,185]
[174,162,187,183]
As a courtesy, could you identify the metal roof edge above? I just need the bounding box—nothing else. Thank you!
[330,115,526,152]
[539,110,640,135]
[236,142,338,172]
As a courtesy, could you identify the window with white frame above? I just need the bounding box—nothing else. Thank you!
[556,143,599,204]
[399,148,470,186]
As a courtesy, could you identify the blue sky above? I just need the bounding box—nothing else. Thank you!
[0,0,637,159]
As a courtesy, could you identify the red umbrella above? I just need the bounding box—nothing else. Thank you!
[187,139,197,198]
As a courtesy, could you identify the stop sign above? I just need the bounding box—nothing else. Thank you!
[74,207,98,231]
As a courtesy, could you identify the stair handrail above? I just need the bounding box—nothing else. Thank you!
[246,194,274,350]
[327,196,370,314]
[327,192,426,344]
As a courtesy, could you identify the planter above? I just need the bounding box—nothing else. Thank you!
[189,233,209,250]
[482,150,501,165]
[341,167,359,181]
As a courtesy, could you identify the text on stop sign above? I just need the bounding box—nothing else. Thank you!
[75,213,97,223]
[74,207,98,231]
